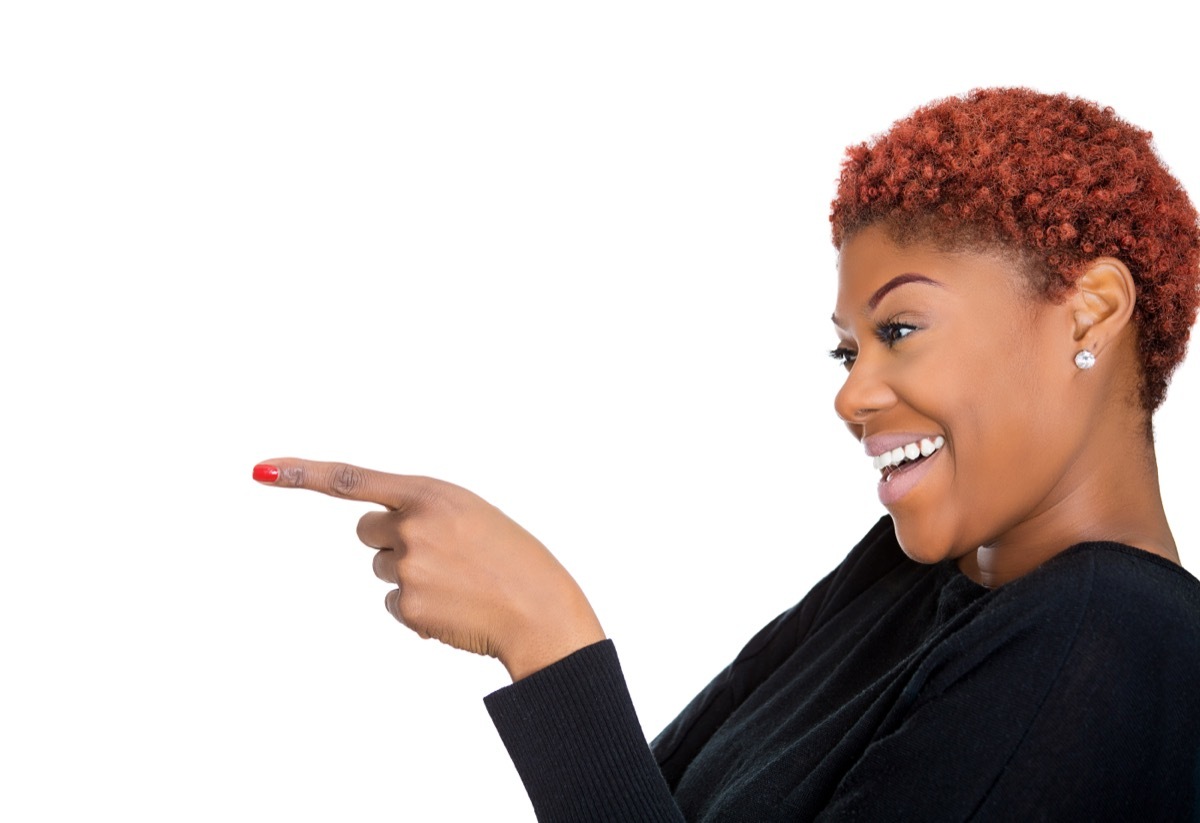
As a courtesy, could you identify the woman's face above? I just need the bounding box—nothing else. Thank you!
[831,224,1089,565]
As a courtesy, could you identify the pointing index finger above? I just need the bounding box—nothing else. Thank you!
[252,458,426,511]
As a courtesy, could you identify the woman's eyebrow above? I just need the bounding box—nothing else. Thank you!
[868,273,943,310]
[831,273,945,328]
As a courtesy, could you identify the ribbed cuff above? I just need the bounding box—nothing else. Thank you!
[485,640,684,822]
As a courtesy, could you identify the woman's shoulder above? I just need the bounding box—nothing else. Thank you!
[899,538,1200,714]
[940,544,1200,816]
[1000,540,1200,633]
[953,540,1200,696]
[1052,538,1200,592]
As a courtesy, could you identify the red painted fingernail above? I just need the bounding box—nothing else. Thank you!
[252,464,280,483]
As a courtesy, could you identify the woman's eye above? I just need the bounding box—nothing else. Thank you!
[829,322,915,369]
[829,347,857,369]
[875,322,917,347]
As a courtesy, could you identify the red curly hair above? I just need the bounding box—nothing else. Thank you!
[830,87,1200,411]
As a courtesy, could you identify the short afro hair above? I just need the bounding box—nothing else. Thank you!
[830,87,1200,412]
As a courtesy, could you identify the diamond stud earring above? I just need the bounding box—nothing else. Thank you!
[1075,350,1096,370]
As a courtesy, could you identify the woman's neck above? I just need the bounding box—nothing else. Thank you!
[958,415,1177,589]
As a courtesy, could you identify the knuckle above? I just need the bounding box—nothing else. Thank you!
[279,465,307,488]
[371,549,397,584]
[396,592,424,629]
[330,463,365,497]
[384,588,403,623]
[410,476,450,510]
[355,513,374,544]
[359,511,407,549]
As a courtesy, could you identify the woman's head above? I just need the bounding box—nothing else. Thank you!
[830,87,1199,412]
[828,89,1195,576]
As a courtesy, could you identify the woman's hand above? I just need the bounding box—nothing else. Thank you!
[253,458,606,681]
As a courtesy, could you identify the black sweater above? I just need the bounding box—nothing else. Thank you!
[485,517,1200,821]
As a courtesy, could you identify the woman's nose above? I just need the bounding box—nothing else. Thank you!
[833,357,898,424]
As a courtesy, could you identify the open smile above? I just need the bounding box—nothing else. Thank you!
[873,436,945,479]
[864,435,946,506]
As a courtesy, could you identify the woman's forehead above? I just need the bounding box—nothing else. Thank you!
[833,226,1034,318]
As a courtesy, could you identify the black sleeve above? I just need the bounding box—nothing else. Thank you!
[485,640,686,823]
[484,515,905,820]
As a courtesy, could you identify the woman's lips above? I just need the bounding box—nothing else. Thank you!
[877,446,942,506]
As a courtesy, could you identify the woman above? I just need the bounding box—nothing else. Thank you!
[253,88,1200,819]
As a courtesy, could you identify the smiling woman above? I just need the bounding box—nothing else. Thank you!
[256,88,1200,820]
[830,228,1178,585]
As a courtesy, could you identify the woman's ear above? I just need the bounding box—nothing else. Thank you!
[1069,257,1137,353]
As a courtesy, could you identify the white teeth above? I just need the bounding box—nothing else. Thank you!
[871,436,946,473]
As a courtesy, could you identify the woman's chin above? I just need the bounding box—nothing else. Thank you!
[891,517,964,566]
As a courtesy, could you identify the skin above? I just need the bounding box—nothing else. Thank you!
[254,222,1181,678]
[832,224,1179,586]
[256,460,606,681]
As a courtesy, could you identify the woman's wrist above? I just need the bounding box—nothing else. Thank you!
[502,599,607,682]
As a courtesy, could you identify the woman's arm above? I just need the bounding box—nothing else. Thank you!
[254,457,689,820]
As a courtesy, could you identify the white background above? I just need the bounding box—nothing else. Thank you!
[3,2,1198,820]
